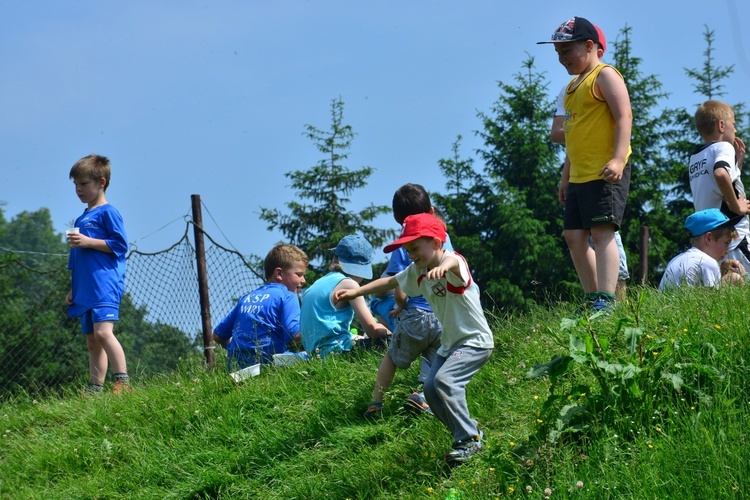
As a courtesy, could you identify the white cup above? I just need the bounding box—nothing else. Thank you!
[66,227,80,235]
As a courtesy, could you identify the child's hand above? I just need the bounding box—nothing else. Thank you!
[333,289,356,304]
[720,259,746,277]
[66,232,88,248]
[388,303,404,318]
[65,290,73,306]
[735,137,746,164]
[599,159,625,183]
[426,265,448,281]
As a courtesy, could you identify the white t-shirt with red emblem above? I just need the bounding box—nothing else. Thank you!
[395,250,494,356]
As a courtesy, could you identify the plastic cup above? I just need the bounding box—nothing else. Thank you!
[66,227,80,235]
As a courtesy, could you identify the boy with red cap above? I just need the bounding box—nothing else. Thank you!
[334,213,494,465]
[539,16,632,312]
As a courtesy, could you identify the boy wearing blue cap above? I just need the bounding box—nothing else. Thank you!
[659,209,744,290]
[300,235,391,358]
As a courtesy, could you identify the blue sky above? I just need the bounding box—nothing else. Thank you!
[2,1,749,263]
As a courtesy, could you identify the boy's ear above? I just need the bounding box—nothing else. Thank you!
[98,177,107,188]
[717,119,725,134]
[272,267,283,282]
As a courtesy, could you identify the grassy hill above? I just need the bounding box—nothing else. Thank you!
[1,285,750,499]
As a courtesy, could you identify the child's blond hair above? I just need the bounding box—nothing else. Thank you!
[264,244,308,280]
[69,154,112,191]
[695,100,734,138]
[690,225,738,246]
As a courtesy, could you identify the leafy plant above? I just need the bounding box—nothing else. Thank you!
[527,290,725,443]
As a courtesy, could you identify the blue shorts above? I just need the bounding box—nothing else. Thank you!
[80,306,119,335]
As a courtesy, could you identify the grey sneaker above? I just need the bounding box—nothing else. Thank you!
[404,392,433,416]
[445,430,483,465]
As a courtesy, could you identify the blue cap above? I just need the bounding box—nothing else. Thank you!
[684,208,743,237]
[334,235,373,279]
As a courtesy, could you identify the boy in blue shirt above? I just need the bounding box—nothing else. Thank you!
[66,154,130,395]
[213,244,308,371]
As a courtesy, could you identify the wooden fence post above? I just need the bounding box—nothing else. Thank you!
[191,194,214,369]
[638,226,649,286]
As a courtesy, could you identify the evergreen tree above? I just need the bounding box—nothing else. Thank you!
[259,97,394,279]
[658,26,749,276]
[608,25,682,284]
[435,57,577,312]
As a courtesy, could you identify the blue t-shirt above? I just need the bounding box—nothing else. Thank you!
[67,204,128,318]
[300,271,354,357]
[384,234,453,311]
[214,282,301,368]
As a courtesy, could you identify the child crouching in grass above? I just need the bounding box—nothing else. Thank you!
[334,213,494,465]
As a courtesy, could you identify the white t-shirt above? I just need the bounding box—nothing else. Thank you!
[395,250,494,356]
[689,141,749,250]
[658,246,720,290]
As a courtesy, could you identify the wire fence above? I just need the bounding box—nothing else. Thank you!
[0,220,265,399]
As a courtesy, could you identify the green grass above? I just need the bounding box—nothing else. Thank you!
[2,285,750,499]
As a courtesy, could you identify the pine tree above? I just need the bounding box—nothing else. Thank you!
[259,97,394,279]
[434,57,577,312]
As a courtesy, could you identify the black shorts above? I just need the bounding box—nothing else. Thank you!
[564,164,630,230]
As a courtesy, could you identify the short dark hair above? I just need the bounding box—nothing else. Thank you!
[69,154,111,191]
[392,183,431,224]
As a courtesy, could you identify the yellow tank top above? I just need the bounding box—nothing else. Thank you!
[563,64,631,183]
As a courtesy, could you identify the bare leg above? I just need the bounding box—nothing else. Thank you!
[86,333,109,385]
[590,225,619,295]
[372,353,397,403]
[92,321,128,375]
[564,229,597,293]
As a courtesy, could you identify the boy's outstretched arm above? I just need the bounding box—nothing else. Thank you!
[334,276,398,303]
[597,67,632,183]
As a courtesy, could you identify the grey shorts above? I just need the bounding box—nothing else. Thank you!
[388,308,442,369]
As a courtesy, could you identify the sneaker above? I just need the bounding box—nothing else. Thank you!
[112,380,133,395]
[404,392,433,416]
[590,294,615,315]
[85,383,104,396]
[445,430,483,465]
[363,402,383,419]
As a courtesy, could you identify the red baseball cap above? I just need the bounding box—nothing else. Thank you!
[383,213,447,254]
[594,24,606,55]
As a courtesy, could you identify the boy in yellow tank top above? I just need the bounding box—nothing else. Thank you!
[538,16,632,312]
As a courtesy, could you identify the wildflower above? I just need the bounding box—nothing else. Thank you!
[537,419,544,424]
[508,486,515,494]
[715,325,721,330]
[509,441,515,447]
[690,407,695,411]
[426,487,434,494]
[424,452,429,457]
[656,427,662,433]
[217,416,222,421]
[526,485,533,493]
[533,395,539,400]
[576,480,584,488]
[544,487,552,496]
[648,443,653,449]
[683,328,688,333]
[489,468,495,472]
